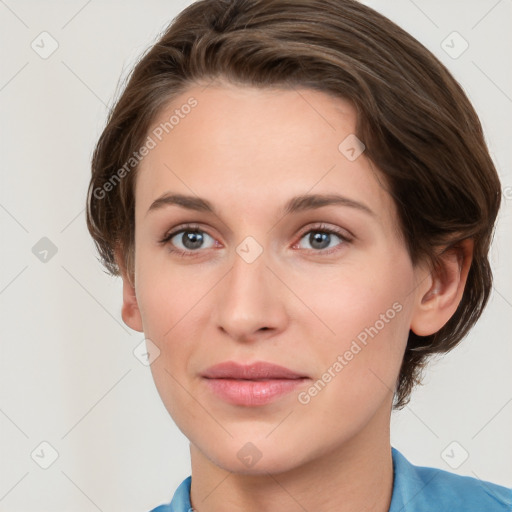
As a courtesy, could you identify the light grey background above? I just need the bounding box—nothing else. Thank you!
[0,1,511,510]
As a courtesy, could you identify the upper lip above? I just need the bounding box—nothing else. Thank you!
[201,361,307,380]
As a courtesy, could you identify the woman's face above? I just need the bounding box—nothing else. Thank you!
[125,81,427,474]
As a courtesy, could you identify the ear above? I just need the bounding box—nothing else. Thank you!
[410,239,474,337]
[115,246,144,333]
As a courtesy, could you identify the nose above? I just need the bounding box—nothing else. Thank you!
[212,248,289,343]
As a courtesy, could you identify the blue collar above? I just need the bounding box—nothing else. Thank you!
[155,447,511,512]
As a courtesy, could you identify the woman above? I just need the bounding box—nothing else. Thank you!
[86,0,511,510]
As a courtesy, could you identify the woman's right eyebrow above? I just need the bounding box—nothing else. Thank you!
[146,193,214,217]
[145,192,375,218]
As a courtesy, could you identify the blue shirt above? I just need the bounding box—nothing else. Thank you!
[149,447,512,511]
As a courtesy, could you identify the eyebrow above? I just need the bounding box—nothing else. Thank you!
[146,192,375,218]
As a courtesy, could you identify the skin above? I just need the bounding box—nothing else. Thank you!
[118,80,473,512]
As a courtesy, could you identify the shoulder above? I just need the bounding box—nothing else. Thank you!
[390,447,512,512]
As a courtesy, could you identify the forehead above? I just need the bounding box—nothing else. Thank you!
[135,82,393,222]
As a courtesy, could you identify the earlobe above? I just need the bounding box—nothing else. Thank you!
[115,247,144,333]
[410,239,474,337]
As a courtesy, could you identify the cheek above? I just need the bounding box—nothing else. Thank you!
[295,252,414,392]
[134,245,216,340]
[292,280,412,443]
[134,252,205,402]
[293,252,411,340]
[136,262,206,428]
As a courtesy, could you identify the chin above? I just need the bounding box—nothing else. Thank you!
[193,432,318,476]
[213,448,306,476]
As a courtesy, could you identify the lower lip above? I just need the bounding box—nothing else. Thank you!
[203,378,307,406]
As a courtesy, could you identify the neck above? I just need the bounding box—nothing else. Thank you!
[189,406,394,512]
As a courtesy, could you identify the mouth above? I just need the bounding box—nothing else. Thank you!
[201,361,310,406]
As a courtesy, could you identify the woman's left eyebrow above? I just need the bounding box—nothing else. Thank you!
[146,192,375,218]
[282,193,375,217]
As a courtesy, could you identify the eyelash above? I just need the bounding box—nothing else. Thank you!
[158,223,353,259]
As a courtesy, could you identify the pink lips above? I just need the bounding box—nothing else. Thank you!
[201,361,309,406]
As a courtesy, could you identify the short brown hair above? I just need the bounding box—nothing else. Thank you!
[86,0,501,408]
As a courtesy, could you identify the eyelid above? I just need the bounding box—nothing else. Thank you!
[159,221,353,257]
[159,223,218,246]
[295,222,354,242]
[160,222,353,242]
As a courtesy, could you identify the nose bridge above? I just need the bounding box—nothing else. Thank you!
[213,239,286,340]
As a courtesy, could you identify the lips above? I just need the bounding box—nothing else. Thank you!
[201,361,309,406]
[201,361,307,380]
